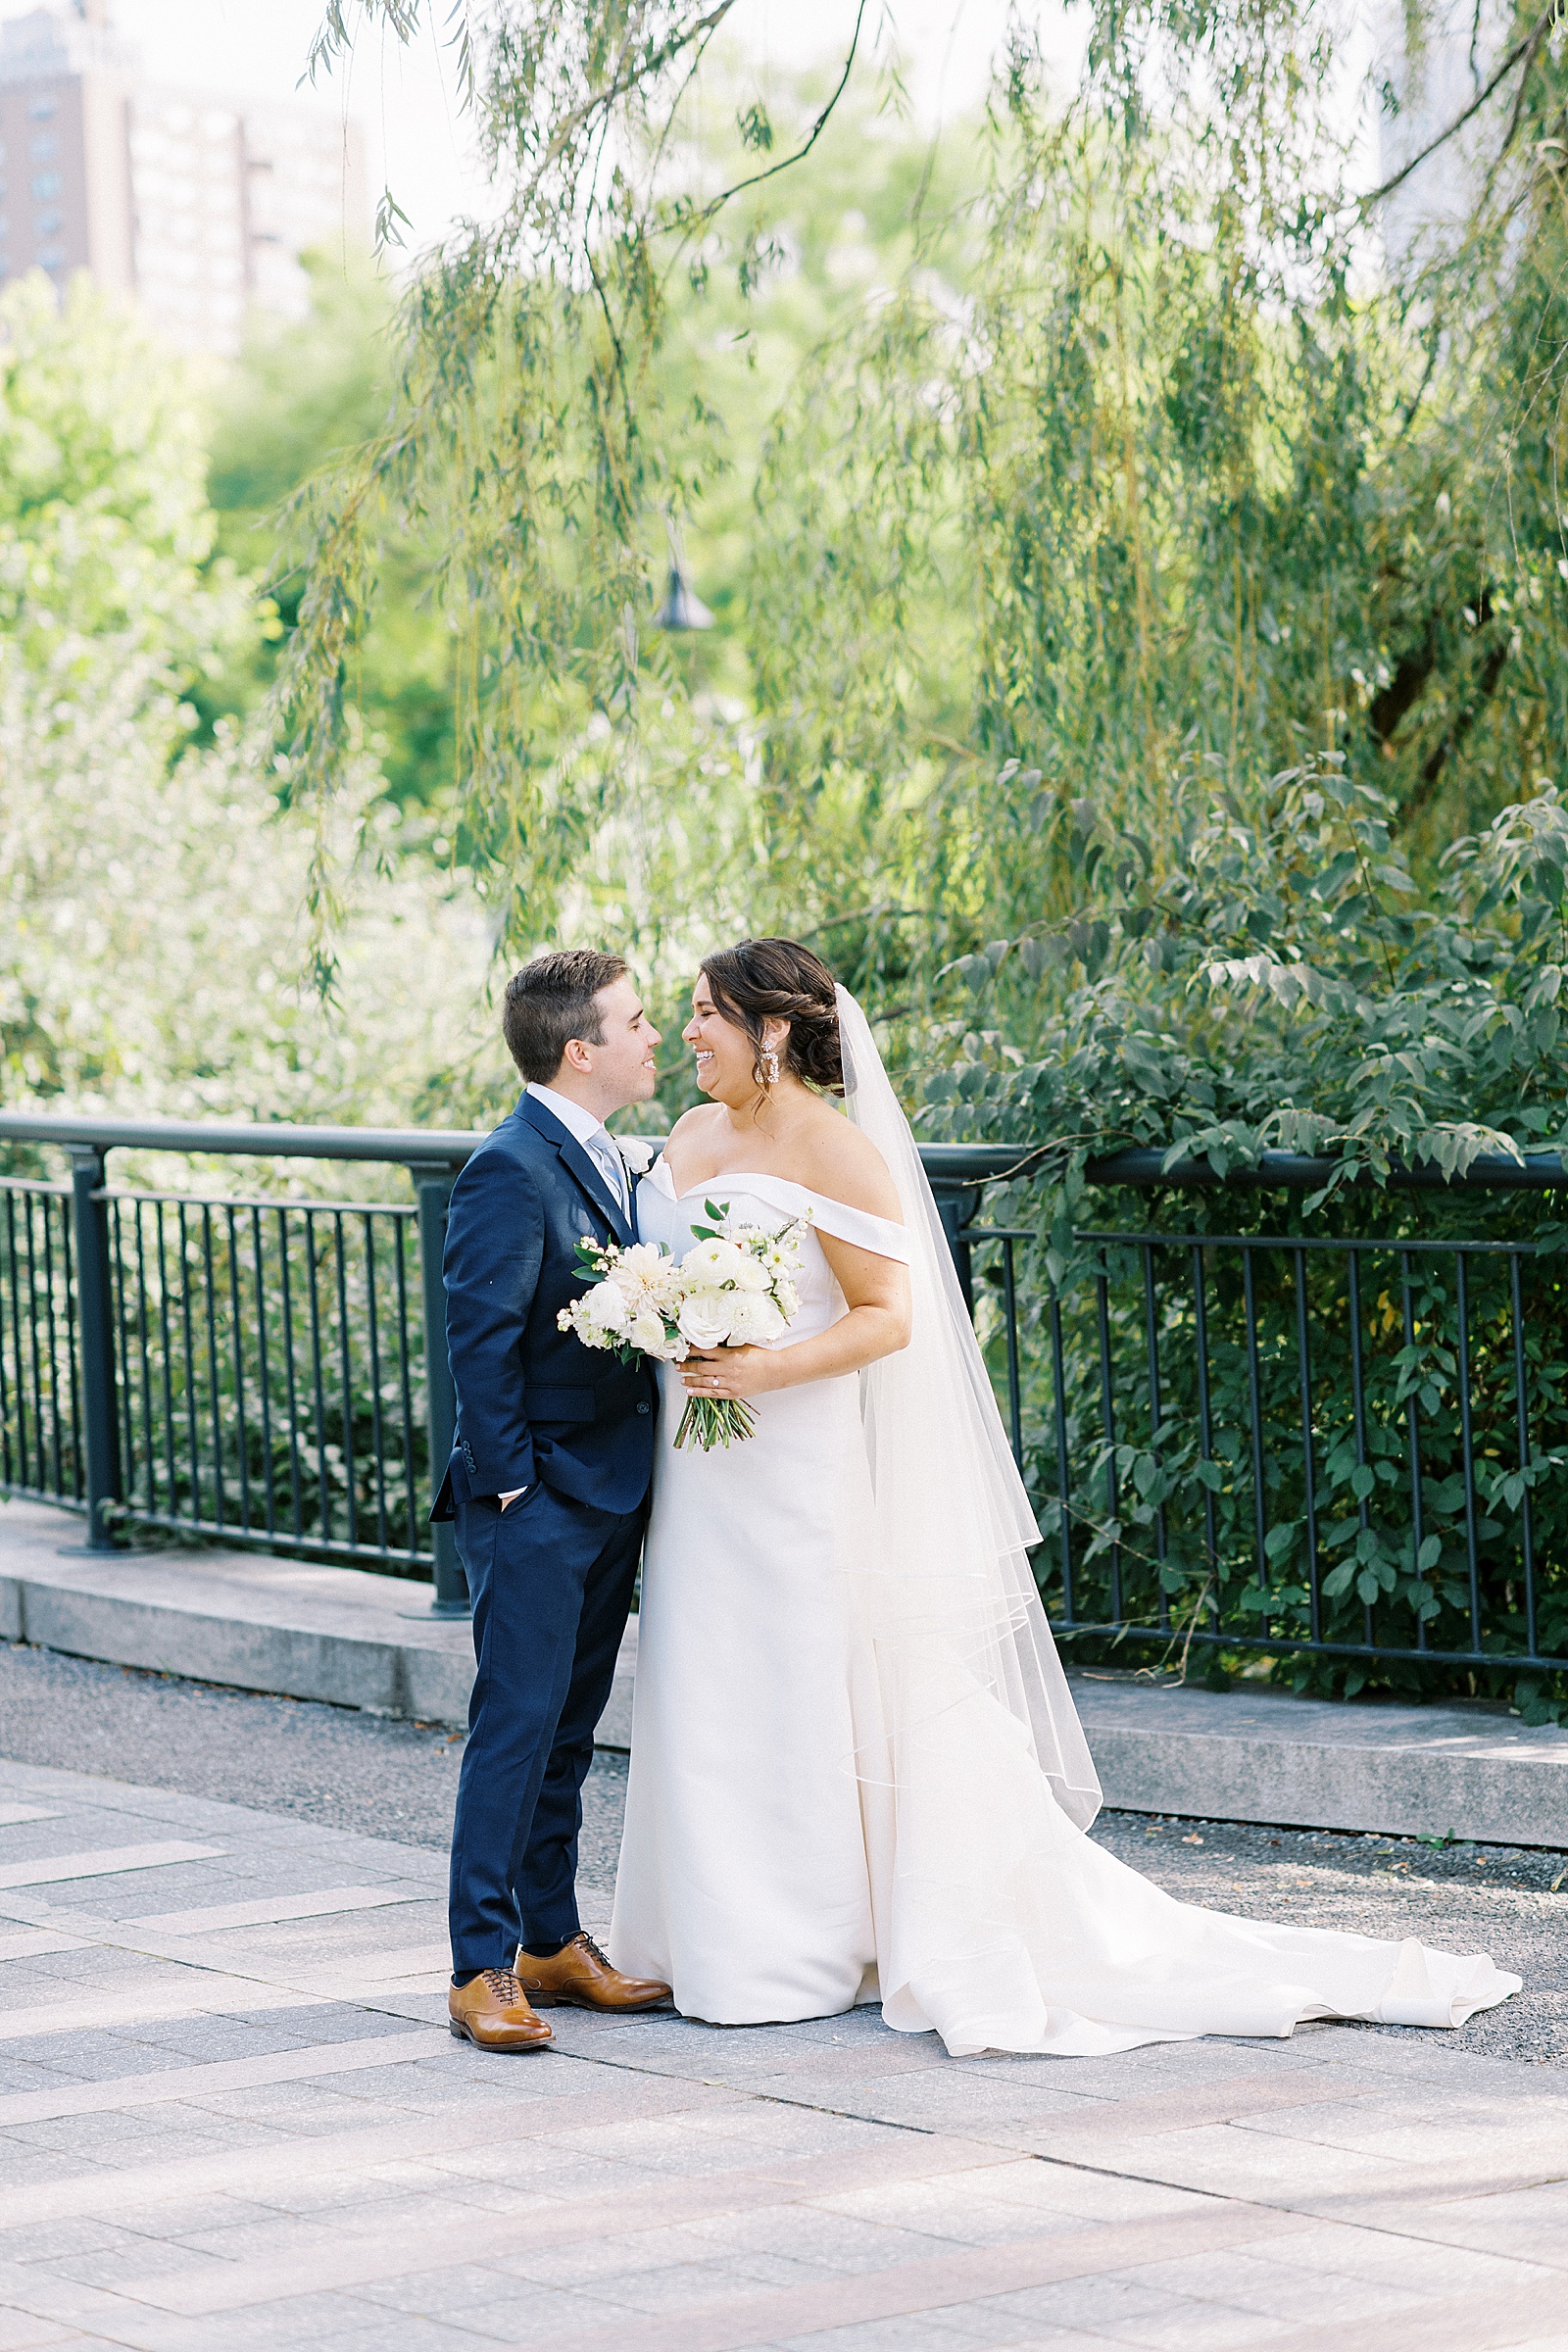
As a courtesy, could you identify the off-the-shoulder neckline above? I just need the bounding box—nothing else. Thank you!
[645,1159,902,1229]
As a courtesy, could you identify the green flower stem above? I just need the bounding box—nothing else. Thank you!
[674,1395,759,1450]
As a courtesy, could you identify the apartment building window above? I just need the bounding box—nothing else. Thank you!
[27,96,56,120]
[28,133,57,162]
[30,172,60,200]
[33,210,61,234]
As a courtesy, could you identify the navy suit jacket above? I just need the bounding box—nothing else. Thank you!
[431,1092,658,1520]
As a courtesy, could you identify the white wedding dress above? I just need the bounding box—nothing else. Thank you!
[608,996,1520,2058]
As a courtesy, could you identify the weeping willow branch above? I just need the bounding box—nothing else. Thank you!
[274,0,872,960]
[1361,5,1555,209]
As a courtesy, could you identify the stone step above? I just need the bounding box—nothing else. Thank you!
[3,1497,1562,1843]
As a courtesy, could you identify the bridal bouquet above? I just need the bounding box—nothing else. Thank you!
[558,1202,808,1450]
[557,1239,689,1366]
[672,1202,808,1451]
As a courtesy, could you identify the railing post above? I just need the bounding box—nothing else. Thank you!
[930,1184,978,1313]
[68,1146,122,1550]
[410,1164,468,1618]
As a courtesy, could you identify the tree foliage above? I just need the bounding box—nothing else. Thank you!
[275,1,1568,1062]
[0,275,508,1145]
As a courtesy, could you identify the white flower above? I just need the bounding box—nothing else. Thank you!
[682,1238,750,1288]
[627,1307,671,1354]
[725,1293,786,1346]
[678,1293,736,1348]
[617,1242,668,1282]
[579,1279,631,1336]
[647,1264,687,1315]
[726,1250,773,1294]
[617,1137,659,1175]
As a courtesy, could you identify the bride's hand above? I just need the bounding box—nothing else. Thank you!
[680,1345,779,1400]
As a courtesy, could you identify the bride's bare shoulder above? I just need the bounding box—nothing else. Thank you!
[793,1106,903,1224]
[666,1104,722,1145]
[662,1102,723,1174]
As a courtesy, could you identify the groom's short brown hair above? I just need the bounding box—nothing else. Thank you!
[503,950,629,1083]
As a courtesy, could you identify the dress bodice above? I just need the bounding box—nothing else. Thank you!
[635,1160,909,1348]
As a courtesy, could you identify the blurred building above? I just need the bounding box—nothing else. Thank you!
[0,1,366,353]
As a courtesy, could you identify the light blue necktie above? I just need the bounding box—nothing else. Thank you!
[586,1128,629,1224]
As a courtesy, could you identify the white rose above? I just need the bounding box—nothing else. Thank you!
[726,1250,773,1294]
[580,1280,631,1336]
[627,1308,670,1354]
[678,1294,736,1348]
[681,1238,749,1287]
[725,1293,786,1346]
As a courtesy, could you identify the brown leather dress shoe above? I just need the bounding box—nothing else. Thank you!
[448,1968,554,2051]
[515,1932,671,2012]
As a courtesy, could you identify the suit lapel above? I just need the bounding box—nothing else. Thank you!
[518,1093,634,1246]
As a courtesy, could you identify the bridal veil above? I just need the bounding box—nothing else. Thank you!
[837,986,1108,2041]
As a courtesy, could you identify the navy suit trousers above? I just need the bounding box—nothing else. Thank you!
[448,1466,643,1974]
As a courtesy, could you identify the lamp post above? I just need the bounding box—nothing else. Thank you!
[652,561,714,632]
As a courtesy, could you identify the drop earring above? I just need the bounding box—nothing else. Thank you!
[761,1047,780,1087]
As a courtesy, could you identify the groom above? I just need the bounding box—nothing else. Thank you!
[435,949,671,2049]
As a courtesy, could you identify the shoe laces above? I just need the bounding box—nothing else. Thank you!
[571,1932,611,1968]
[480,1967,522,2004]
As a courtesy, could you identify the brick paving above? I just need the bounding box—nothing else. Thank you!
[0,1756,1564,2351]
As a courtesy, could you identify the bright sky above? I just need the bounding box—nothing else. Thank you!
[42,0,1039,255]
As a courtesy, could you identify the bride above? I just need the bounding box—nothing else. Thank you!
[609,937,1520,2057]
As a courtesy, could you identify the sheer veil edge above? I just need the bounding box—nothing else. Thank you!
[835,985,1102,1842]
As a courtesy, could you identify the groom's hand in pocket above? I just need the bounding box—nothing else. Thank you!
[496,1486,528,1511]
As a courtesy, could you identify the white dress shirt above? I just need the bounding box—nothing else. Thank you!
[525,1083,629,1219]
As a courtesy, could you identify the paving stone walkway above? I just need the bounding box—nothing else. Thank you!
[0,1755,1565,2352]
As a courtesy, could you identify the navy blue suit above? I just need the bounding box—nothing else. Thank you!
[436,1091,658,1973]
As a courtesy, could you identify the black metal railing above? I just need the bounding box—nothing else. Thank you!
[1,1114,472,1613]
[958,1197,1568,1683]
[1,1176,80,1509]
[102,1189,427,1568]
[5,1110,1568,1683]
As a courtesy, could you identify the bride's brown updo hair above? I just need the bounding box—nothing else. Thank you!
[700,938,844,1095]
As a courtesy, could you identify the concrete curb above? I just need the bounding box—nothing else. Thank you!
[0,1497,641,1743]
[3,1499,1563,1842]
[1069,1676,1568,1848]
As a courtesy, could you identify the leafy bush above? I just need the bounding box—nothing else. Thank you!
[921,764,1568,1718]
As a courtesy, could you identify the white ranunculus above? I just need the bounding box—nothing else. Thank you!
[617,1242,668,1282]
[725,1293,786,1346]
[726,1250,773,1294]
[678,1294,735,1348]
[580,1279,632,1335]
[681,1238,750,1287]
